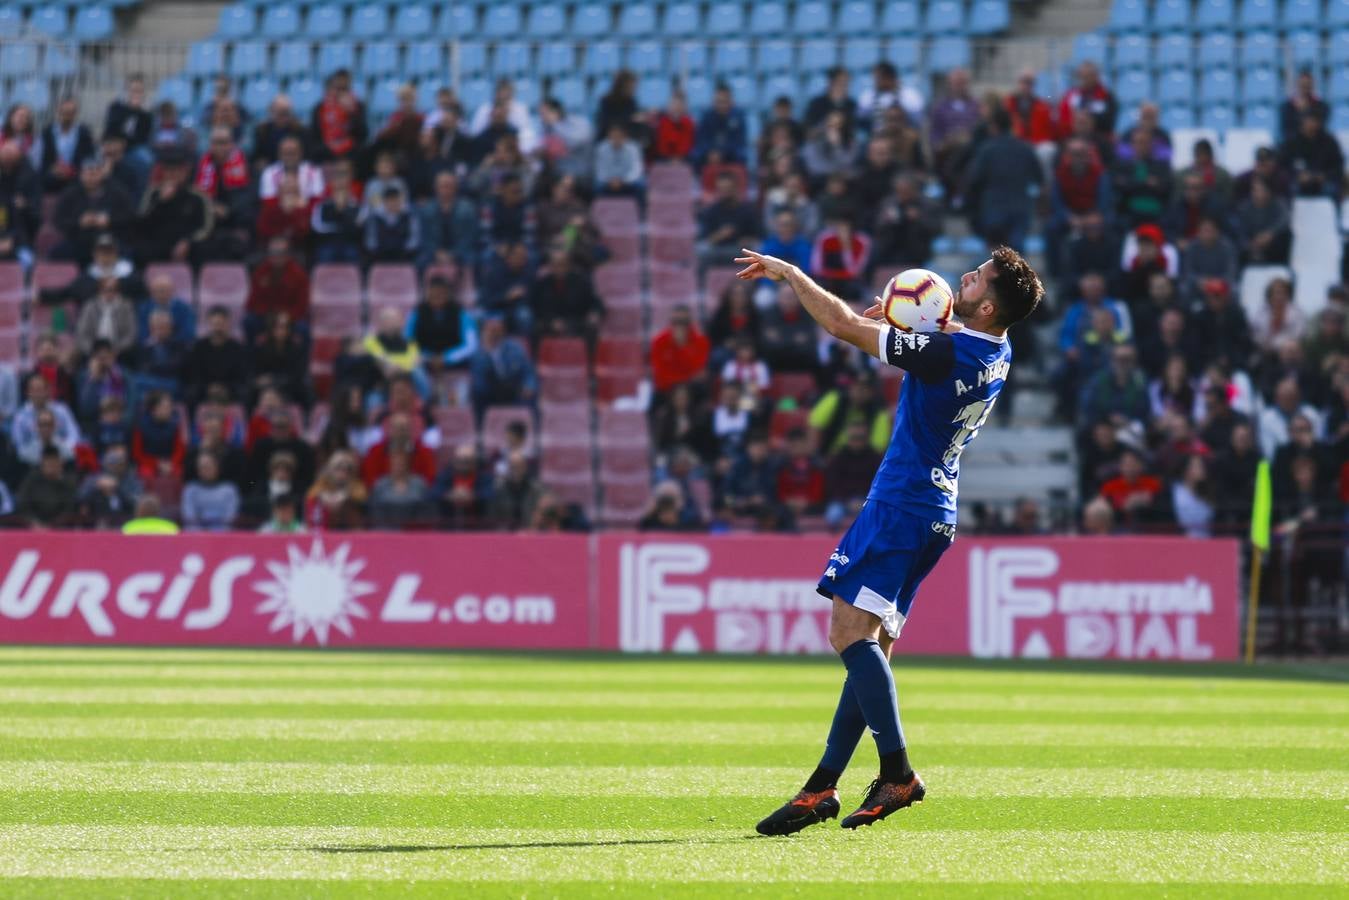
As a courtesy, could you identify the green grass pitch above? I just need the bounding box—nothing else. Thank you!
[0,647,1346,898]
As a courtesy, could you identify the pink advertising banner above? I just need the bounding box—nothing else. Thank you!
[594,534,1242,661]
[0,532,590,649]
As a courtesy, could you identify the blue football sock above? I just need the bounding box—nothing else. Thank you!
[839,638,905,756]
[818,678,868,775]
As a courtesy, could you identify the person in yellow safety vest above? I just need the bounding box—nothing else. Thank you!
[121,495,180,534]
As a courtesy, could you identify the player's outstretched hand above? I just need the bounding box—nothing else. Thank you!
[734,249,792,282]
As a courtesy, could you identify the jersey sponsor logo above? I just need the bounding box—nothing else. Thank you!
[968,547,1216,660]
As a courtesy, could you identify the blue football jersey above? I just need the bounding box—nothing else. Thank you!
[868,325,1011,522]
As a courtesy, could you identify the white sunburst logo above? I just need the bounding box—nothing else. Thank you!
[254,540,377,645]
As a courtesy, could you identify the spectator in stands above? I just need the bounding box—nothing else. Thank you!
[638,481,701,532]
[810,373,890,456]
[479,242,535,334]
[259,135,323,204]
[594,123,645,201]
[414,107,475,193]
[1080,343,1150,432]
[762,170,819,239]
[16,445,75,526]
[698,170,759,268]
[849,136,900,227]
[652,384,714,460]
[759,211,812,286]
[1303,306,1348,375]
[312,70,368,162]
[53,160,133,265]
[2,104,34,155]
[471,79,538,154]
[528,242,605,340]
[776,427,825,520]
[417,172,478,271]
[488,450,542,531]
[12,374,79,467]
[434,443,492,530]
[34,97,95,196]
[194,126,254,260]
[0,138,39,242]
[760,288,819,374]
[361,411,437,488]
[1057,61,1117,141]
[706,279,760,366]
[1234,177,1292,266]
[27,333,75,407]
[136,148,209,264]
[137,273,194,344]
[256,173,313,247]
[407,275,477,372]
[469,316,537,418]
[368,448,434,529]
[180,451,238,531]
[65,232,142,306]
[1197,380,1250,451]
[810,214,871,302]
[802,110,856,188]
[78,445,138,529]
[1055,272,1129,412]
[651,91,696,162]
[470,131,536,200]
[372,84,425,165]
[131,309,188,396]
[75,275,136,359]
[1167,454,1213,538]
[150,99,197,158]
[1180,218,1238,299]
[249,312,310,408]
[245,236,310,342]
[721,431,781,522]
[257,492,304,533]
[805,68,857,140]
[0,170,29,267]
[1119,224,1179,304]
[650,304,710,397]
[305,449,366,530]
[693,84,748,171]
[1233,146,1291,203]
[248,407,316,498]
[822,418,882,529]
[361,306,422,393]
[1116,103,1171,165]
[594,70,642,142]
[184,306,248,409]
[185,410,245,489]
[75,341,128,433]
[1148,353,1197,421]
[719,338,771,400]
[310,159,363,264]
[1252,278,1306,359]
[964,106,1041,252]
[537,98,594,181]
[538,175,605,269]
[1005,69,1054,147]
[99,132,142,203]
[364,186,420,263]
[1280,113,1344,199]
[1113,129,1172,228]
[1261,376,1326,460]
[1189,278,1252,370]
[132,391,183,480]
[872,173,938,271]
[200,76,246,137]
[857,62,925,131]
[1164,173,1229,251]
[1098,447,1165,531]
[929,69,981,198]
[250,95,308,172]
[1048,140,1111,275]
[1279,69,1330,141]
[481,174,538,250]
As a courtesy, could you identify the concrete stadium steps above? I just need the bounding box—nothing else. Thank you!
[958,423,1077,507]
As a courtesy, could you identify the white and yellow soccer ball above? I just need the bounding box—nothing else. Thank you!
[880,268,954,333]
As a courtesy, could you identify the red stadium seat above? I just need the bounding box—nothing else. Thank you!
[699,162,748,201]
[649,161,695,195]
[0,262,22,307]
[594,370,642,403]
[0,295,19,331]
[30,261,77,297]
[650,234,696,266]
[541,404,591,446]
[310,301,362,336]
[312,263,363,305]
[367,263,417,312]
[650,264,697,306]
[601,306,642,337]
[770,408,810,441]
[549,477,597,517]
[595,336,645,370]
[703,266,738,308]
[771,372,818,404]
[539,369,589,405]
[601,480,651,527]
[536,337,588,370]
[594,261,641,301]
[434,404,477,448]
[480,406,534,453]
[592,197,640,234]
[198,263,248,312]
[0,328,20,365]
[597,408,648,447]
[648,202,696,236]
[540,443,592,478]
[603,233,641,262]
[599,443,650,481]
[145,263,194,305]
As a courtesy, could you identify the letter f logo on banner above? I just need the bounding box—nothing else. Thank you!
[968,547,1058,658]
[619,543,709,652]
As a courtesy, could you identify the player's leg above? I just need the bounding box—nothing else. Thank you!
[827,598,913,787]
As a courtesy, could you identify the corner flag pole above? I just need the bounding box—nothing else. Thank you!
[1244,461,1272,664]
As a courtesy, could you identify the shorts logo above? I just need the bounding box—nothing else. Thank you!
[824,566,837,580]
[931,522,955,540]
[829,551,849,566]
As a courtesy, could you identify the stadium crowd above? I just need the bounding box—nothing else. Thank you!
[0,58,1342,573]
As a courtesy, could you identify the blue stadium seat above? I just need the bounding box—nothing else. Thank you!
[1115,69,1152,106]
[1199,104,1236,130]
[186,40,224,77]
[925,0,965,32]
[1333,100,1349,125]
[1151,0,1190,31]
[1155,34,1191,70]
[713,40,751,74]
[1197,33,1236,69]
[1161,104,1195,130]
[624,40,666,75]
[1238,0,1277,30]
[756,39,793,73]
[1242,67,1280,104]
[792,1,831,32]
[1281,0,1321,29]
[457,43,487,77]
[881,1,921,32]
[393,6,433,39]
[1331,0,1349,27]
[683,74,713,111]
[618,3,657,35]
[675,41,709,73]
[1240,31,1279,69]
[1195,0,1236,30]
[417,81,446,112]
[659,2,701,38]
[798,38,839,73]
[1329,66,1349,101]
[350,6,388,39]
[1113,34,1150,70]
[43,43,77,77]
[513,79,541,111]
[968,0,1012,35]
[287,77,322,114]
[273,41,311,79]
[229,41,268,79]
[888,37,922,68]
[585,42,622,78]
[928,36,971,71]
[847,39,884,70]
[756,2,788,32]
[305,4,344,39]
[492,43,532,78]
[405,41,443,79]
[727,74,757,110]
[361,42,399,80]
[217,4,255,39]
[837,0,877,35]
[369,79,401,119]
[1199,69,1238,104]
[537,43,575,76]
[527,4,567,38]
[71,5,113,40]
[0,7,22,39]
[572,4,610,38]
[29,6,68,38]
[1107,0,1147,32]
[1287,30,1321,71]
[1242,102,1278,129]
[1072,33,1108,66]
[241,78,279,118]
[549,77,586,112]
[10,78,48,112]
[637,77,670,110]
[316,41,355,77]
[482,6,522,38]
[1331,32,1349,67]
[459,77,493,114]
[156,77,193,111]
[763,73,800,105]
[439,5,477,36]
[1157,69,1192,104]
[709,1,748,32]
[261,5,300,39]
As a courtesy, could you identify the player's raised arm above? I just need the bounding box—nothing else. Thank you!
[734,249,884,358]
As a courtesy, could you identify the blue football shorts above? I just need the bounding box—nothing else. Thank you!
[815,498,955,639]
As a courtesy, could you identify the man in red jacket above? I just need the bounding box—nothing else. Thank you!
[361,411,437,488]
[245,235,310,342]
[649,304,710,397]
[1006,69,1055,145]
[1056,61,1118,142]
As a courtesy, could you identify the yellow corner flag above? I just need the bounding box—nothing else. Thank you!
[1244,460,1273,662]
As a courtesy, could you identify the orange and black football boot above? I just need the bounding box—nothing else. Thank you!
[839,774,926,829]
[755,788,842,836]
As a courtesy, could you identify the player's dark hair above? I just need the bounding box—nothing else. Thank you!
[988,245,1044,328]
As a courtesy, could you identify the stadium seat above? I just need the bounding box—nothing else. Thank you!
[572,4,610,37]
[218,5,256,40]
[1287,30,1321,72]
[1220,127,1271,173]
[625,40,666,75]
[1242,67,1280,106]
[457,43,488,77]
[755,39,793,73]
[316,42,355,78]
[1330,32,1349,68]
[1331,0,1349,27]
[762,74,800,107]
[846,38,883,71]
[585,42,622,78]
[536,337,588,372]
[659,1,701,37]
[198,263,248,312]
[43,44,77,78]
[350,6,388,38]
[527,4,566,37]
[1199,104,1236,131]
[676,41,710,73]
[1330,65,1349,102]
[713,40,751,74]
[493,43,532,78]
[305,4,344,38]
[261,5,300,39]
[600,444,651,481]
[440,4,476,36]
[481,407,534,455]
[1113,34,1150,70]
[682,73,713,112]
[368,264,417,312]
[1071,33,1108,66]
[361,42,399,80]
[482,5,522,38]
[312,263,362,306]
[968,0,1012,35]
[185,40,225,77]
[29,6,67,38]
[1240,31,1279,70]
[755,1,789,32]
[393,6,433,39]
[229,41,268,79]
[1197,33,1236,70]
[273,41,311,80]
[881,1,921,32]
[156,77,193,111]
[241,78,279,118]
[1241,103,1278,130]
[368,80,401,119]
[925,0,965,32]
[1281,0,1320,29]
[798,38,839,73]
[1199,69,1238,105]
[1160,103,1195,131]
[597,406,648,446]
[549,77,587,112]
[1194,0,1237,30]
[837,0,877,34]
[636,77,671,110]
[1238,0,1277,30]
[536,43,574,77]
[458,78,492,115]
[540,442,592,480]
[0,7,21,39]
[404,41,442,79]
[1107,0,1147,32]
[601,481,650,526]
[792,0,831,32]
[1115,70,1152,107]
[287,77,322,114]
[928,37,972,72]
[618,3,657,35]
[1151,0,1190,31]
[1154,34,1190,70]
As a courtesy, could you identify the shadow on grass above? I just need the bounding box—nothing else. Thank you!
[309,836,756,853]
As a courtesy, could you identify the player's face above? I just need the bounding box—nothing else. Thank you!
[953,260,995,319]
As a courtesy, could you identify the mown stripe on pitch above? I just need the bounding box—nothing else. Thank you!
[5,762,1348,800]
[0,827,1342,883]
[1,716,1342,748]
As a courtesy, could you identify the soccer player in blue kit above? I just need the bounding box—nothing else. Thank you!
[734,246,1044,834]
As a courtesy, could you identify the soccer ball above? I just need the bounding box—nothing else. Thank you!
[880,269,954,333]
